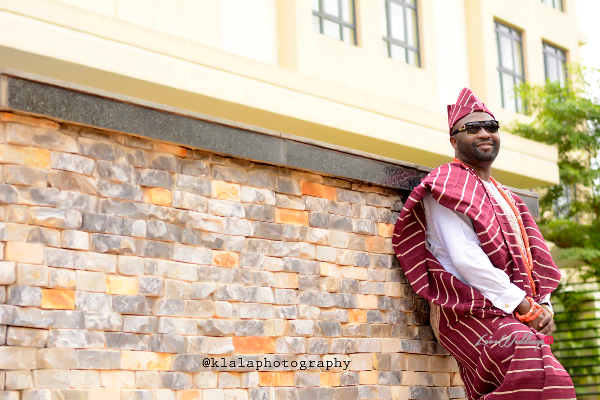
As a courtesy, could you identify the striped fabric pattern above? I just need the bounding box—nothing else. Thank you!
[447,87,496,134]
[438,313,575,399]
[393,162,574,399]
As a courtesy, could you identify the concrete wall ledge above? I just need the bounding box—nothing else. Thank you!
[0,68,539,217]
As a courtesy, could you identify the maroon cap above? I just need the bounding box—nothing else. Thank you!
[447,88,495,135]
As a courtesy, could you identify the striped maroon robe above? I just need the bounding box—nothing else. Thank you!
[393,162,575,399]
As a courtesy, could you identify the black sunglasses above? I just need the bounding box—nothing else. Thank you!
[451,120,500,136]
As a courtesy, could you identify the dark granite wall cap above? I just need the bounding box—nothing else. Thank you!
[0,68,539,216]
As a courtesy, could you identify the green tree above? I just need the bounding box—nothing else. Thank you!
[510,67,600,390]
[510,65,600,282]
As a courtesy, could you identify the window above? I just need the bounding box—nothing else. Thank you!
[312,0,356,45]
[554,183,578,222]
[543,42,567,85]
[541,0,563,12]
[380,0,420,67]
[495,22,525,113]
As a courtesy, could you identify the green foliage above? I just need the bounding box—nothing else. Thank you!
[540,220,600,280]
[509,66,600,277]
[509,66,600,354]
[552,282,595,324]
[511,66,600,223]
[540,219,590,248]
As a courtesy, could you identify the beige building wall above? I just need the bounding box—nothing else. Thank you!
[465,0,584,124]
[432,0,471,116]
[0,0,586,188]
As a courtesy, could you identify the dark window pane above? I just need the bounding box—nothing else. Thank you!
[513,40,524,76]
[389,2,406,42]
[543,43,567,85]
[498,23,511,35]
[381,0,420,67]
[390,44,407,63]
[499,35,514,70]
[515,77,524,112]
[313,0,356,45]
[501,72,517,112]
[341,0,354,24]
[323,0,340,17]
[511,27,521,40]
[323,19,341,40]
[546,55,559,82]
[544,43,556,54]
[406,7,418,48]
[312,15,321,33]
[557,57,566,86]
[542,0,563,11]
[342,27,355,44]
[496,22,525,112]
[407,50,418,66]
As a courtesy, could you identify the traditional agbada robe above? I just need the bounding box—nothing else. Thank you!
[393,162,575,399]
[393,88,575,399]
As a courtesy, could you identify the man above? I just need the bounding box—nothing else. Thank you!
[393,88,575,399]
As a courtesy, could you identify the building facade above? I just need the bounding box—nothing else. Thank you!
[0,0,586,189]
[0,1,589,399]
[0,69,459,400]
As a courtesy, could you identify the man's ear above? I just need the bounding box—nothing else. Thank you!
[450,136,458,150]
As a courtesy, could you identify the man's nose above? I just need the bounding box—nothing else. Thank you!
[477,127,492,138]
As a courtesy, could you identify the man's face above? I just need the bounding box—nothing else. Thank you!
[450,112,500,164]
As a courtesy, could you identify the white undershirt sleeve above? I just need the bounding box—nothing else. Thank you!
[424,192,527,314]
[539,293,553,314]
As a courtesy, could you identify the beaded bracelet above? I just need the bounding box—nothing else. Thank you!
[514,296,544,322]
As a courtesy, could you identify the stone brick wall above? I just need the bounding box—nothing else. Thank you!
[0,113,465,400]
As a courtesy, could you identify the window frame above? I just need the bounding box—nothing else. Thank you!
[541,0,564,12]
[381,0,421,67]
[543,41,568,85]
[495,21,526,112]
[312,0,357,45]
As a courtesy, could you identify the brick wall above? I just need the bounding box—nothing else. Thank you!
[0,113,465,400]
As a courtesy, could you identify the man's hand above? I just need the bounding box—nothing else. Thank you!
[515,298,555,335]
[527,308,555,335]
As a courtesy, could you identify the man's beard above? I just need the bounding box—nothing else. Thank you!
[456,138,500,162]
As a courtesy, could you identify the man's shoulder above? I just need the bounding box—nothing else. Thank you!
[421,162,471,198]
[423,162,464,183]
